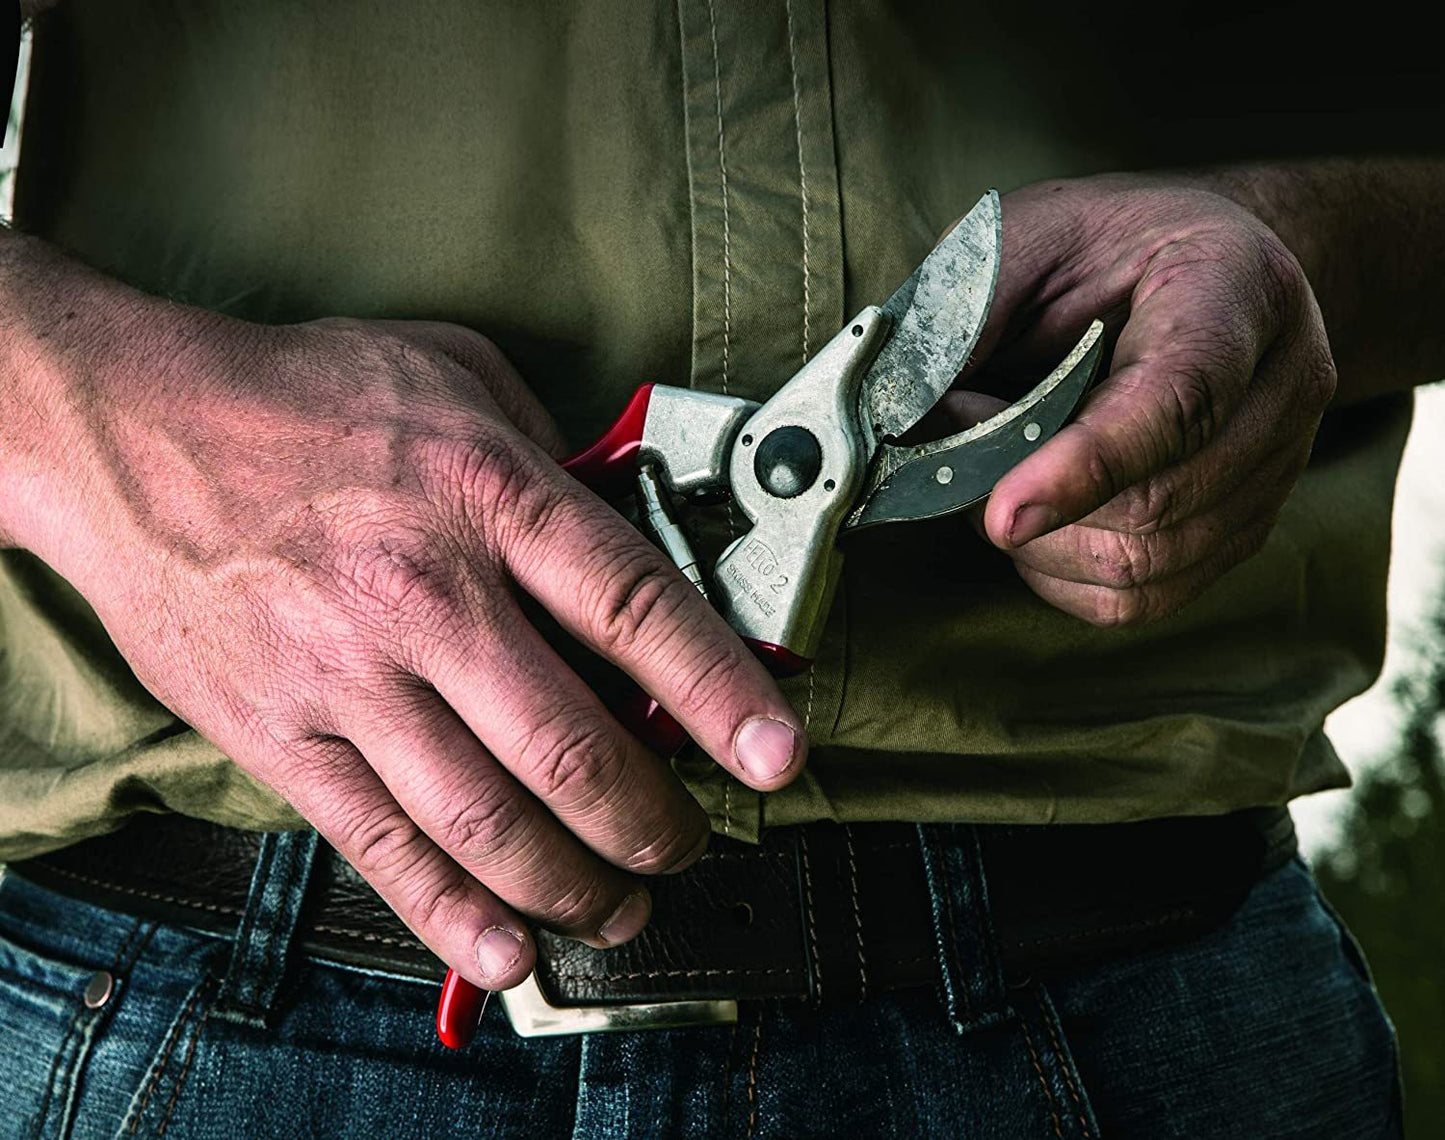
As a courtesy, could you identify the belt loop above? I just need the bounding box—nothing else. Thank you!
[212,828,319,1026]
[916,823,1008,1033]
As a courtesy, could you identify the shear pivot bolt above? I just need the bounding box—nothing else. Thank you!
[755,426,822,499]
[1023,422,1041,442]
[936,466,954,485]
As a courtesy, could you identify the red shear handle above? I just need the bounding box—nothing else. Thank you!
[560,382,654,498]
[744,639,810,678]
[435,969,491,1050]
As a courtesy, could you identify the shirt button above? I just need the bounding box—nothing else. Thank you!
[83,970,114,1009]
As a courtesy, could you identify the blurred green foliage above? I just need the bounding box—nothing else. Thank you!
[1316,581,1445,1128]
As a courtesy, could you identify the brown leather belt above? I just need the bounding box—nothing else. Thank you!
[12,808,1296,1012]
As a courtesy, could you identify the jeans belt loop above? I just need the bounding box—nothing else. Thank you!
[213,829,320,1027]
[918,823,1010,1034]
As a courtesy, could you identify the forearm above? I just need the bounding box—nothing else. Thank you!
[1203,158,1445,404]
[0,228,96,552]
[0,226,187,562]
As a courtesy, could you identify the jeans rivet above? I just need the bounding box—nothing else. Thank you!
[83,970,114,1009]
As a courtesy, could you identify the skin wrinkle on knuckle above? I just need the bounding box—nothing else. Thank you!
[417,428,551,552]
[433,779,535,868]
[403,868,487,943]
[651,635,744,723]
[1133,234,1236,306]
[1087,584,1148,629]
[624,824,706,876]
[1077,421,1131,506]
[284,733,356,786]
[510,713,704,872]
[526,720,623,811]
[1108,480,1172,535]
[536,879,618,935]
[1249,227,1311,333]
[1086,529,1156,591]
[347,537,458,625]
[582,545,693,658]
[1159,365,1223,459]
[1302,340,1340,408]
[341,800,437,891]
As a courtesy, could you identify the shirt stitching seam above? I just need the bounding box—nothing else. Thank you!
[784,0,812,366]
[703,0,740,543]
[843,825,868,999]
[785,0,820,732]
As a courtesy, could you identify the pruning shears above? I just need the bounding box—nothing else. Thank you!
[435,190,1105,1047]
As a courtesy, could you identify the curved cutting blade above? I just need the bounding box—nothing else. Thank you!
[844,321,1105,532]
[859,190,1001,444]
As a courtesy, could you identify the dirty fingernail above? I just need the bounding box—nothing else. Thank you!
[1009,503,1062,547]
[476,926,524,982]
[598,890,651,947]
[735,717,798,783]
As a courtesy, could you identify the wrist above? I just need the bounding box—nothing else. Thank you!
[1179,159,1445,402]
[0,231,207,570]
[1183,164,1337,294]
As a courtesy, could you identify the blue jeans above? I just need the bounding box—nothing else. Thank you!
[0,826,1401,1139]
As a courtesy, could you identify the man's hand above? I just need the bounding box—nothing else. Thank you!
[1,252,805,991]
[951,175,1338,627]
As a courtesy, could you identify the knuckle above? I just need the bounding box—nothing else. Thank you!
[624,824,707,876]
[413,322,505,375]
[1110,482,1170,535]
[423,430,560,545]
[1078,421,1132,505]
[1250,228,1309,316]
[1159,364,1222,456]
[349,535,457,620]
[583,548,694,657]
[344,801,431,885]
[538,880,617,934]
[1303,344,1339,409]
[436,781,534,865]
[407,873,482,939]
[525,720,622,810]
[1084,586,1147,629]
[1085,531,1156,591]
[665,644,746,720]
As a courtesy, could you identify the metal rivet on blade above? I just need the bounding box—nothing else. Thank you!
[936,466,953,485]
[83,970,114,1009]
[1023,422,1041,442]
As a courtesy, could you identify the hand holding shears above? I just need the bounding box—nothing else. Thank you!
[438,190,1104,1046]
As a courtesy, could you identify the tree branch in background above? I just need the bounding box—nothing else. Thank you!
[1317,574,1445,1120]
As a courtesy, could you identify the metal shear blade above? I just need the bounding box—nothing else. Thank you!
[846,320,1105,531]
[860,190,1003,445]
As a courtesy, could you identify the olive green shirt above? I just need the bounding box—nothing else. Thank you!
[1,0,1410,858]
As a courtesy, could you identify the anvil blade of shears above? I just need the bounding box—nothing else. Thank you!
[844,319,1105,532]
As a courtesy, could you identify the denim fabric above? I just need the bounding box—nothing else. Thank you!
[0,826,1401,1139]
